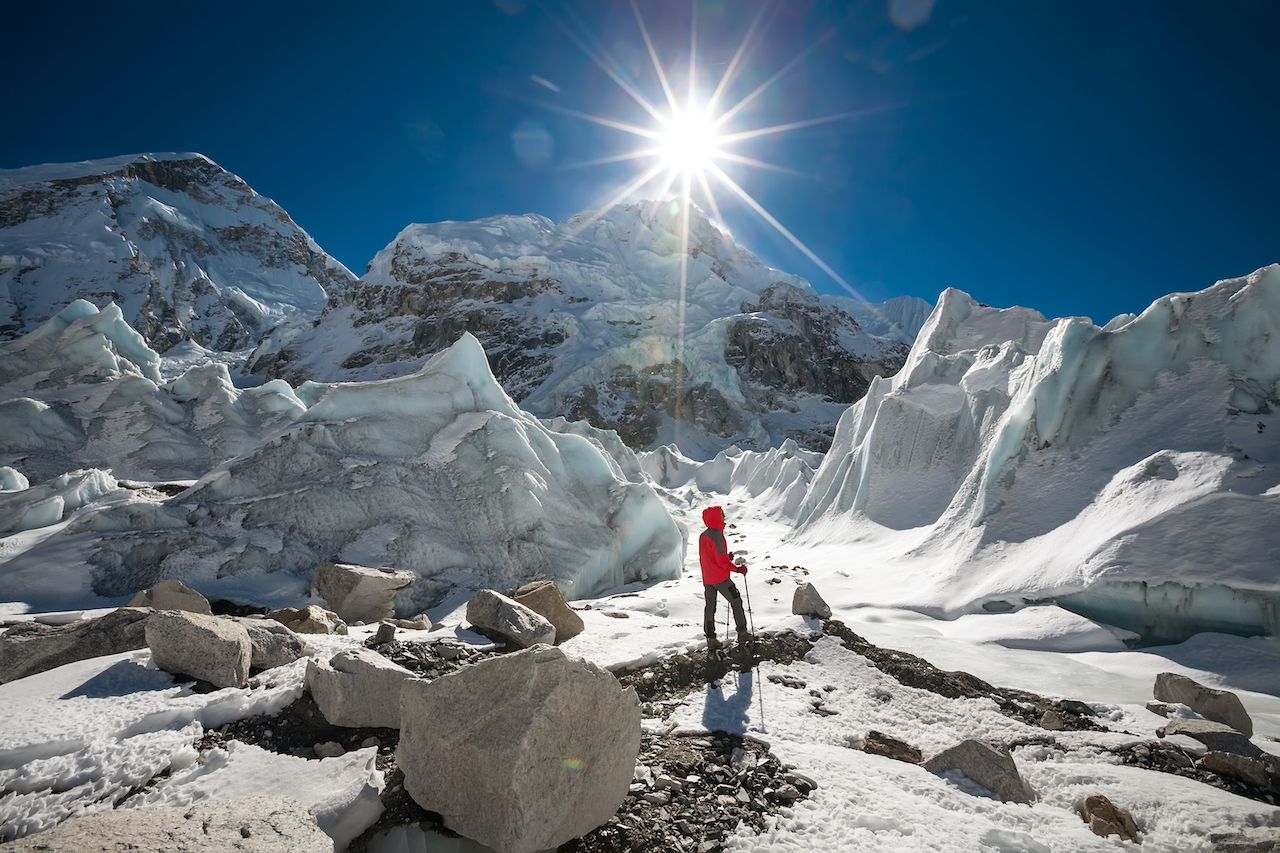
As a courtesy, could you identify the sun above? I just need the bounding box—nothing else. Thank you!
[656,103,722,179]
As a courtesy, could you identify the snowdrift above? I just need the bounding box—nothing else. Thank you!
[0,332,684,612]
[798,266,1280,641]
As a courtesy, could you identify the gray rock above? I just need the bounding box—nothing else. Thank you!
[1210,826,1280,852]
[1159,718,1263,759]
[1200,751,1271,788]
[233,616,306,671]
[1074,793,1139,842]
[3,796,331,852]
[863,730,923,764]
[314,562,416,624]
[0,607,151,683]
[268,604,349,635]
[923,740,1034,804]
[372,621,397,645]
[1146,701,1176,717]
[1039,709,1066,731]
[398,645,640,853]
[314,741,346,758]
[1154,672,1252,736]
[465,589,556,648]
[145,610,252,688]
[127,579,212,615]
[514,580,584,643]
[791,583,831,619]
[307,647,416,729]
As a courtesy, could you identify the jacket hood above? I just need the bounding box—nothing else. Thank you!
[702,506,725,530]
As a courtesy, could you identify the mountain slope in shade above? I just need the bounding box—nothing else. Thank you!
[250,201,924,457]
[0,153,355,352]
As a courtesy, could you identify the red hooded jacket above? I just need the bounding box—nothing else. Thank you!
[698,506,737,585]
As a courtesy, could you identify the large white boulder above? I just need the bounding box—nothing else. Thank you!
[513,580,584,643]
[466,589,556,648]
[4,797,331,852]
[128,579,212,615]
[1154,672,1253,736]
[397,645,641,853]
[0,607,151,683]
[145,610,252,688]
[234,616,306,671]
[923,739,1034,804]
[307,647,416,729]
[314,562,415,624]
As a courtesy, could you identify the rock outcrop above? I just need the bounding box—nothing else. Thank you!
[127,579,212,615]
[306,648,416,729]
[0,607,151,683]
[268,605,350,635]
[313,562,415,624]
[513,580,584,643]
[466,589,557,648]
[397,645,641,853]
[791,582,832,619]
[145,610,252,688]
[1154,672,1253,736]
[923,740,1035,804]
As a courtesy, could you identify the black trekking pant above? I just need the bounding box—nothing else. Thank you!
[703,579,747,638]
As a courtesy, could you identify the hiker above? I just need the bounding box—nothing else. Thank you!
[699,505,752,649]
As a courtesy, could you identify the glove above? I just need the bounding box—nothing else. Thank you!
[735,564,748,575]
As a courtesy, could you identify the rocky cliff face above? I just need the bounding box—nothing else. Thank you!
[250,202,922,456]
[0,153,355,352]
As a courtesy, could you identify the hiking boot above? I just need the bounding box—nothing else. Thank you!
[706,636,724,651]
[737,630,755,644]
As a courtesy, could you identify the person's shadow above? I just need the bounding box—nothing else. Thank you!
[702,668,755,734]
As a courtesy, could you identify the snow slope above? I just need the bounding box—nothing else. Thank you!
[250,201,921,456]
[0,152,354,351]
[797,266,1280,641]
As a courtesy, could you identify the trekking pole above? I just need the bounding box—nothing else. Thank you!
[742,572,766,730]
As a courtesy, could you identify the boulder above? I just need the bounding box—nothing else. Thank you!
[923,740,1034,804]
[465,589,556,648]
[1154,672,1252,736]
[4,796,331,852]
[268,604,349,635]
[313,562,416,624]
[514,580,584,643]
[1210,826,1280,852]
[1074,794,1139,842]
[127,579,212,615]
[145,610,252,688]
[371,621,396,645]
[862,730,922,764]
[307,647,416,729]
[398,645,640,853]
[1200,751,1271,788]
[234,616,306,671]
[791,582,832,619]
[0,607,151,683]
[1158,718,1263,759]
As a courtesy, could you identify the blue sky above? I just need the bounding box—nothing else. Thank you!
[4,0,1276,322]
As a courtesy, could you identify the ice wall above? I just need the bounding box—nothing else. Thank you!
[641,440,822,519]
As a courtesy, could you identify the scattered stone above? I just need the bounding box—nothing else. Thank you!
[1200,751,1272,788]
[791,583,832,619]
[145,610,251,688]
[1039,709,1066,731]
[1146,701,1176,717]
[1074,794,1139,842]
[390,615,431,630]
[127,579,212,615]
[233,616,305,671]
[514,579,585,643]
[863,730,923,764]
[0,607,151,683]
[360,736,381,749]
[783,771,817,791]
[268,604,349,635]
[371,621,396,645]
[1154,672,1253,736]
[641,791,670,806]
[464,589,556,648]
[313,561,415,625]
[771,784,801,802]
[398,645,640,853]
[3,797,330,852]
[306,647,416,729]
[654,774,683,792]
[1058,699,1097,717]
[1159,718,1264,759]
[924,740,1035,804]
[314,740,346,758]
[1210,826,1280,852]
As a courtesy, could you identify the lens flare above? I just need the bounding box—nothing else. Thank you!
[656,104,721,178]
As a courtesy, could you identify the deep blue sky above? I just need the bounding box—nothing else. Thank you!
[4,0,1277,322]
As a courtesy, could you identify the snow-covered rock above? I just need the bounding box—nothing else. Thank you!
[0,607,150,684]
[513,580,584,643]
[313,562,415,625]
[144,610,251,688]
[306,648,415,729]
[0,467,28,491]
[127,579,211,615]
[250,201,921,456]
[0,152,354,352]
[1153,672,1253,736]
[798,266,1280,642]
[466,589,557,648]
[923,739,1035,804]
[397,645,640,853]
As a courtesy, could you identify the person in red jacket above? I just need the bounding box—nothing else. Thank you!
[699,505,752,649]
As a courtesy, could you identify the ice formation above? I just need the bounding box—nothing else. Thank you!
[641,440,822,520]
[799,266,1280,641]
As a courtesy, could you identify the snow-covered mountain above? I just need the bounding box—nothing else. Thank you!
[249,202,925,457]
[797,265,1280,643]
[0,153,355,352]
